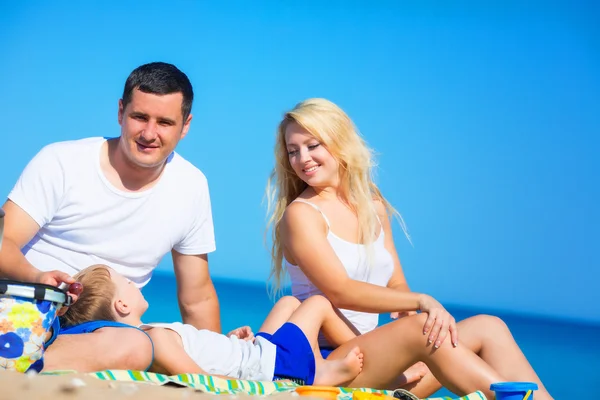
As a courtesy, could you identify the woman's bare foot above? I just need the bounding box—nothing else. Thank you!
[314,347,364,386]
[396,362,430,388]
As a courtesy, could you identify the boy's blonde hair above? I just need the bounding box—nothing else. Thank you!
[61,264,117,327]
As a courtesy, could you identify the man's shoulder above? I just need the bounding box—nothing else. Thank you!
[26,137,103,171]
[167,152,208,184]
[39,137,104,157]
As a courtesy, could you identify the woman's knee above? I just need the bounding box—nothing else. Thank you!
[460,314,510,341]
[471,314,508,332]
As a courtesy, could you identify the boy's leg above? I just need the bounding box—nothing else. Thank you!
[286,295,357,350]
[319,305,362,348]
[258,296,301,335]
[285,295,363,386]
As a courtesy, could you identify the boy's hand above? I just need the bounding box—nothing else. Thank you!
[227,326,255,341]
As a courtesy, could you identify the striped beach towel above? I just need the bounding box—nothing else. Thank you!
[48,370,486,400]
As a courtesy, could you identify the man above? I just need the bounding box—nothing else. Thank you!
[0,62,220,372]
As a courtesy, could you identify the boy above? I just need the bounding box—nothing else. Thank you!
[62,265,363,386]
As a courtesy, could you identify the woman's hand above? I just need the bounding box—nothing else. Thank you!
[417,294,458,349]
[390,311,417,319]
[396,361,430,387]
[227,326,255,341]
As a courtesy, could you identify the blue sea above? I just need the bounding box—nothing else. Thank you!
[142,271,600,398]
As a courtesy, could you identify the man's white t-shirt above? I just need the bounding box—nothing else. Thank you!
[8,137,216,287]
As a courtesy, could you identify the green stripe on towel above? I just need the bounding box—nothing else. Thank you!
[91,370,486,400]
[43,370,486,400]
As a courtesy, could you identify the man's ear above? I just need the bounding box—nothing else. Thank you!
[180,113,192,140]
[118,99,124,125]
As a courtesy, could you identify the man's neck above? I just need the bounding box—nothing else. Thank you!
[103,139,165,192]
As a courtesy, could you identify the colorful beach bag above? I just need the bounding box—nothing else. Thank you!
[0,280,71,373]
[0,207,4,249]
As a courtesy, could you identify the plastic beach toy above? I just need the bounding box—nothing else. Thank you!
[296,386,340,399]
[490,382,539,400]
[352,391,398,400]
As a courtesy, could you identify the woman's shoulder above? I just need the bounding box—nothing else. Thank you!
[373,198,387,215]
[284,198,318,219]
[282,197,328,230]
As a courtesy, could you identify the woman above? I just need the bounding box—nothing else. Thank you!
[266,98,553,399]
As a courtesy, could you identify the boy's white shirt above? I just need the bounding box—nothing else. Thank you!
[140,322,276,381]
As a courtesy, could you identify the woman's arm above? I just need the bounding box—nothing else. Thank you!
[375,200,415,318]
[282,202,457,346]
[281,202,421,313]
[376,200,411,293]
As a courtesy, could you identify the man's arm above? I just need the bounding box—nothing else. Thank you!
[0,200,74,286]
[1,144,75,286]
[172,250,221,332]
[0,200,39,281]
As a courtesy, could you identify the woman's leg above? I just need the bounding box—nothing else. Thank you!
[327,313,503,399]
[454,315,552,399]
[398,370,442,398]
[384,315,553,400]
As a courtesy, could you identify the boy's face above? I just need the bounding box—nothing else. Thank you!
[109,268,149,318]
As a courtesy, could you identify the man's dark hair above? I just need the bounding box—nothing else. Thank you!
[122,62,194,120]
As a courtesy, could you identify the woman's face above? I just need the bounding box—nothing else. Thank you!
[284,122,339,188]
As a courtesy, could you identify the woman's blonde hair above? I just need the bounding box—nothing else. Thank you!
[266,98,409,291]
[61,264,117,327]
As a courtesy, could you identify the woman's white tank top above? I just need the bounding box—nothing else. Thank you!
[285,200,394,340]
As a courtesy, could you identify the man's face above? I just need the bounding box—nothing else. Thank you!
[117,88,192,169]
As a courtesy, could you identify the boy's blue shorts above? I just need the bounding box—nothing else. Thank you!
[256,322,316,385]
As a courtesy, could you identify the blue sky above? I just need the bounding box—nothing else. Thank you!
[1,1,598,324]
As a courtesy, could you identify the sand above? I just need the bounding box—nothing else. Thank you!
[0,370,302,400]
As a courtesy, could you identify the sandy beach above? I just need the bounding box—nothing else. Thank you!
[0,370,300,400]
